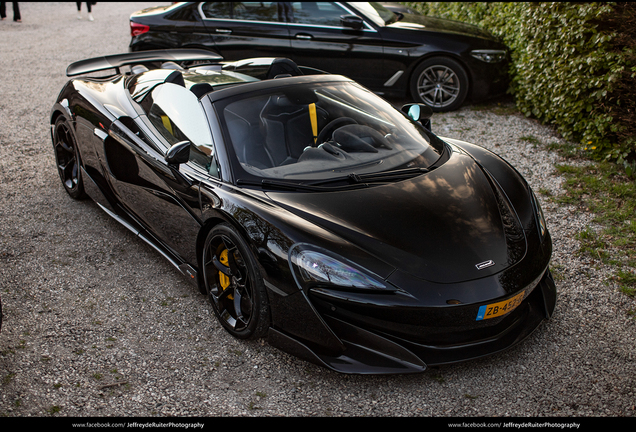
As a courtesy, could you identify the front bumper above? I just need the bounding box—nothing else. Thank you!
[268,268,556,374]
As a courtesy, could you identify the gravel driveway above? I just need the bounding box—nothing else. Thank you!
[1,2,635,420]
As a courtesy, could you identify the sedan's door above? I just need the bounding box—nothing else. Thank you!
[287,2,386,89]
[167,2,217,51]
[199,2,293,59]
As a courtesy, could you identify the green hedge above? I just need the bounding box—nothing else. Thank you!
[404,2,636,176]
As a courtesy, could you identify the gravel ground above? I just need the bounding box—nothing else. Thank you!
[1,2,635,420]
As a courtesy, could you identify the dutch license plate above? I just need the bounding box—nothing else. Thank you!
[476,290,525,321]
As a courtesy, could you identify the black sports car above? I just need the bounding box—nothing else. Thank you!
[51,49,556,374]
[128,2,509,111]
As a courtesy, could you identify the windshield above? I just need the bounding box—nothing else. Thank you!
[216,81,443,184]
[349,2,399,26]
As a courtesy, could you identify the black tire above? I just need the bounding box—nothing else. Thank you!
[410,56,469,112]
[202,224,270,339]
[52,116,86,199]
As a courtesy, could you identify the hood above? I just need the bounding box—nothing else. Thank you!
[268,153,527,284]
[388,14,496,40]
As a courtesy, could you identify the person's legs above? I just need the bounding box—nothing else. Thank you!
[12,2,19,22]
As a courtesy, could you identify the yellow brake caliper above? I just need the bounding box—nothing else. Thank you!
[219,249,233,299]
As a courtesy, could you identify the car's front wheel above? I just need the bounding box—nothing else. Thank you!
[52,116,86,199]
[202,224,270,339]
[410,57,469,112]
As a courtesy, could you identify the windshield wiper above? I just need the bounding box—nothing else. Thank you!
[349,167,429,183]
[310,167,430,186]
[236,178,370,192]
[236,167,429,192]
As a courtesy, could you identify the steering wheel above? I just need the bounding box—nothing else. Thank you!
[315,117,357,146]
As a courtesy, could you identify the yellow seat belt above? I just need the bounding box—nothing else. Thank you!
[161,115,173,135]
[309,103,318,144]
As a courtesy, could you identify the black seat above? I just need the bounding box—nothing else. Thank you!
[225,109,272,169]
[265,58,303,80]
[259,95,328,167]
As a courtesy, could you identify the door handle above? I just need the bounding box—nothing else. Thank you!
[295,34,312,40]
[215,28,232,34]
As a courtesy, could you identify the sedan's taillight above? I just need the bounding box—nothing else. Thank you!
[130,22,150,37]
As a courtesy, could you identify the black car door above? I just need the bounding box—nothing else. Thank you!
[287,2,386,89]
[199,2,293,59]
[167,2,217,51]
[105,113,202,266]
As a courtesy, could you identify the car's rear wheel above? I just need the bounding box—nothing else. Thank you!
[202,224,270,339]
[410,57,469,112]
[53,116,86,199]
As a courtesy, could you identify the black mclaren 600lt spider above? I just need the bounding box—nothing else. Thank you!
[51,49,556,374]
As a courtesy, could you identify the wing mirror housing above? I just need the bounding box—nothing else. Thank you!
[341,15,364,30]
[165,140,191,166]
[401,103,433,131]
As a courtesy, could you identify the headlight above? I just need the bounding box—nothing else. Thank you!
[470,49,507,63]
[531,190,547,237]
[288,244,393,292]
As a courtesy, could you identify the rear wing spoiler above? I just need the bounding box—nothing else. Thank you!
[66,49,223,77]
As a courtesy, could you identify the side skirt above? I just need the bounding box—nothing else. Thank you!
[95,202,199,286]
[82,167,198,286]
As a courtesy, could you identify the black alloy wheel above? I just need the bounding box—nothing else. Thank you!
[410,56,469,112]
[202,224,270,339]
[53,116,86,199]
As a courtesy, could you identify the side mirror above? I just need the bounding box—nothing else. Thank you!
[165,140,191,166]
[341,15,364,30]
[401,103,433,131]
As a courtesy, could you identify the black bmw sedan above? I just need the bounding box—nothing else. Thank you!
[129,2,509,111]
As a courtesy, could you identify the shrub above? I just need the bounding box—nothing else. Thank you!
[404,2,636,176]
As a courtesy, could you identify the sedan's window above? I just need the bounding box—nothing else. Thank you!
[349,2,397,26]
[216,81,443,183]
[201,2,282,22]
[146,83,216,171]
[291,2,349,27]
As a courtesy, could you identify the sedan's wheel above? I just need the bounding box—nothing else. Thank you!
[53,116,86,199]
[410,57,469,112]
[202,224,269,339]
